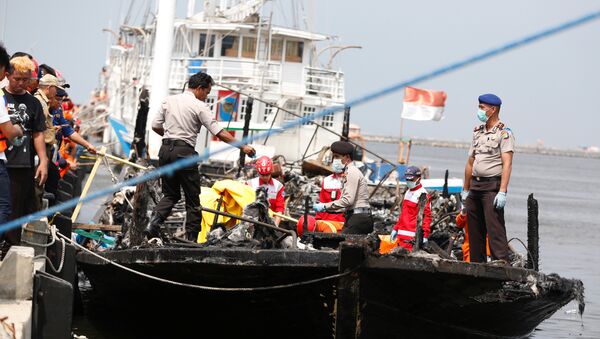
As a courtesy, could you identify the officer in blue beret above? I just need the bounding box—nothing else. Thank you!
[462,93,515,264]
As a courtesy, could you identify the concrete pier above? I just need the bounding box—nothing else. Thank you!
[0,246,34,339]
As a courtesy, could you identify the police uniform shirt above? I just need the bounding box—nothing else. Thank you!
[468,122,515,177]
[152,91,223,147]
[324,162,370,212]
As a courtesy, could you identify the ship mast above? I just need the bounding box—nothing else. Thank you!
[147,0,177,159]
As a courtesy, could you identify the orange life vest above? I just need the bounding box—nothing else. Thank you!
[0,89,7,152]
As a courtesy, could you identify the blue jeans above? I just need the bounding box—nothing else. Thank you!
[0,160,11,228]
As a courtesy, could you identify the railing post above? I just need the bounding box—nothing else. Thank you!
[526,194,540,271]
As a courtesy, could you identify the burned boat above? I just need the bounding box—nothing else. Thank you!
[74,172,584,338]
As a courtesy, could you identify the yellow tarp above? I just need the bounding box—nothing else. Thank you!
[197,179,256,243]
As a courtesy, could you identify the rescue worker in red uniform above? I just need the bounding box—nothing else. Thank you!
[390,166,432,251]
[246,156,285,226]
[315,172,345,223]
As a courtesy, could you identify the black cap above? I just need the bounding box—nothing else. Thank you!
[330,141,354,156]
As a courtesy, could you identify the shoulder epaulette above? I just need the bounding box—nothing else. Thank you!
[473,125,484,132]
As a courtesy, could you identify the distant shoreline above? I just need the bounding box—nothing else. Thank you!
[363,135,600,159]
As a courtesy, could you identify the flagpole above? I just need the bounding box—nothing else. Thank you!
[398,116,405,164]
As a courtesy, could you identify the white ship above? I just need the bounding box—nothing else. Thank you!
[99,0,349,167]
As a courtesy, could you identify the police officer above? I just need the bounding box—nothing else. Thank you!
[145,72,255,241]
[312,141,373,234]
[462,93,514,263]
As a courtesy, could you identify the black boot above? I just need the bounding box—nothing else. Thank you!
[186,230,199,243]
[144,214,164,239]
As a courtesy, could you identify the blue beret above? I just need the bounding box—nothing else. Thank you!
[404,166,422,180]
[478,93,502,106]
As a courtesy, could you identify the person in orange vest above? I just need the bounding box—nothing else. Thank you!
[246,156,285,226]
[315,171,345,223]
[390,166,432,251]
[455,209,490,262]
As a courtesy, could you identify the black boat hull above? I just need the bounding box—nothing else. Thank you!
[76,247,581,338]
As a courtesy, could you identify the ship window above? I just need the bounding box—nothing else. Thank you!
[284,101,300,121]
[302,105,316,125]
[322,111,334,128]
[263,103,275,122]
[206,97,216,115]
[239,98,247,121]
[221,35,240,57]
[242,36,257,59]
[285,40,304,63]
[199,33,215,57]
[270,39,283,61]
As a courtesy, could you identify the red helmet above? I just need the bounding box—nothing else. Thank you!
[255,156,273,175]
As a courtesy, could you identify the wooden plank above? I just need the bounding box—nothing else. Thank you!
[73,223,122,232]
[72,146,106,222]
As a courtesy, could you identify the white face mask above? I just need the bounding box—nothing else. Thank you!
[331,159,345,173]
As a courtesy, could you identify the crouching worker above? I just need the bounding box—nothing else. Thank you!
[312,141,373,234]
[246,156,285,226]
[390,166,432,251]
[315,163,346,233]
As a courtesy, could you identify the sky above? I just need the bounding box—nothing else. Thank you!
[1,0,599,149]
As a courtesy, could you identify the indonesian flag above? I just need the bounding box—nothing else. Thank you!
[401,86,447,121]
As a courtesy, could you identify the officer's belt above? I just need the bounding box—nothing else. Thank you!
[473,176,501,182]
[162,139,192,147]
[346,207,371,215]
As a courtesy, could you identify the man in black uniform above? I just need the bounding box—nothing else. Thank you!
[145,72,255,241]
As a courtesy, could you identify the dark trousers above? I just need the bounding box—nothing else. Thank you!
[153,143,202,234]
[1,167,37,246]
[465,179,510,262]
[342,212,373,234]
[0,161,11,226]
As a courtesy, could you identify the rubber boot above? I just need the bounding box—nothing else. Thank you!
[144,214,164,239]
[186,230,199,243]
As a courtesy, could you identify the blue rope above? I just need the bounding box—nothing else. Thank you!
[1,9,599,234]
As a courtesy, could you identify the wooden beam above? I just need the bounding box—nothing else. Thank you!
[72,146,106,222]
[73,223,122,232]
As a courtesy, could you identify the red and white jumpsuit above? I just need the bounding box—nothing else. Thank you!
[393,183,432,251]
[246,177,285,213]
[316,174,345,222]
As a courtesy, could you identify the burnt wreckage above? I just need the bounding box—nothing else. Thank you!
[73,163,585,339]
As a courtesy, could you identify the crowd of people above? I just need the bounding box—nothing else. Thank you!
[0,43,95,258]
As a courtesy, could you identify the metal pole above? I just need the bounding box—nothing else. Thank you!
[301,126,319,162]
[442,169,449,198]
[341,106,350,141]
[198,206,297,248]
[526,194,540,271]
[238,98,254,176]
[413,193,427,252]
[262,107,280,145]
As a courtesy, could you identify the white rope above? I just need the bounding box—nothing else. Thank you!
[56,231,353,291]
[29,224,66,273]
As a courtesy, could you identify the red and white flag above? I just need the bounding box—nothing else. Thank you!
[401,86,447,121]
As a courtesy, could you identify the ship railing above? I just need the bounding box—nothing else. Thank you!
[304,66,345,101]
[166,57,282,91]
